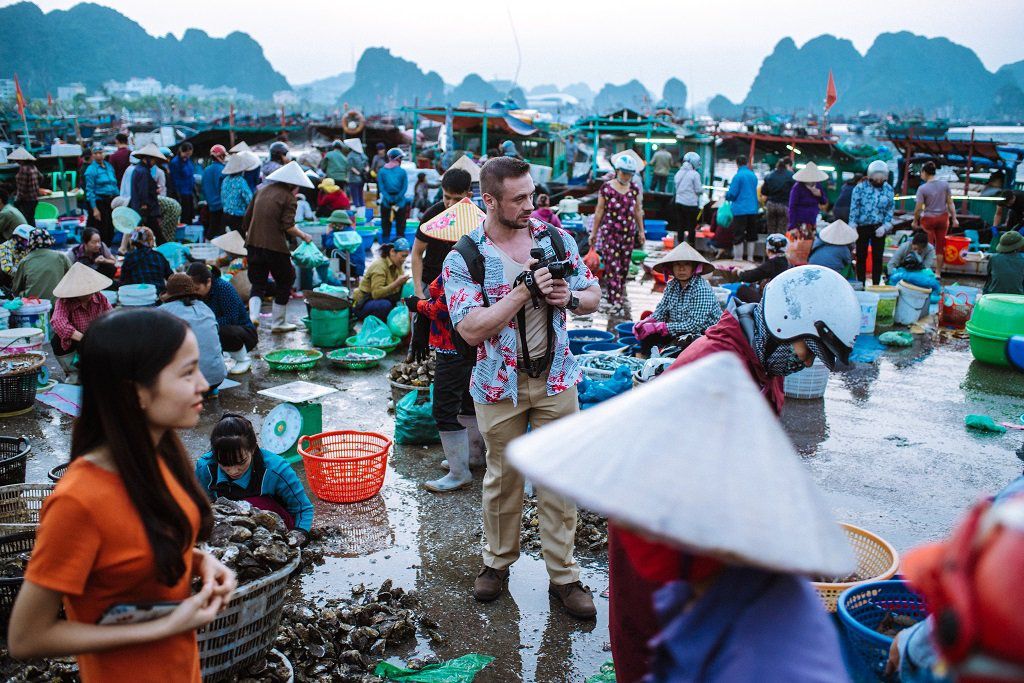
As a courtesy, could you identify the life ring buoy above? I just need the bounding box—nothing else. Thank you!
[654,108,675,120]
[343,110,365,135]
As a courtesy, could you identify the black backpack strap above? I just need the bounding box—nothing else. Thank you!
[453,235,489,306]
[544,223,568,261]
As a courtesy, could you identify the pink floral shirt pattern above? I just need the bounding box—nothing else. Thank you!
[443,219,598,405]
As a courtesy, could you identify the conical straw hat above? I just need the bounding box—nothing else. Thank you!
[793,161,829,183]
[819,220,858,246]
[447,154,481,182]
[266,160,314,189]
[419,198,485,242]
[229,140,251,154]
[611,148,646,172]
[211,230,247,256]
[53,262,113,298]
[653,241,714,275]
[112,206,142,234]
[344,138,364,155]
[506,352,855,576]
[7,147,36,162]
[133,143,167,161]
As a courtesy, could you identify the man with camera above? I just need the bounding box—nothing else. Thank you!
[443,157,602,619]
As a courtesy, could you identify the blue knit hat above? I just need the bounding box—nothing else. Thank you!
[391,237,411,251]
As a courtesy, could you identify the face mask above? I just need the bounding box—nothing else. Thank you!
[870,177,886,188]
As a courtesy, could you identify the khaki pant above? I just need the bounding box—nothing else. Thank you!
[765,201,789,234]
[475,373,580,585]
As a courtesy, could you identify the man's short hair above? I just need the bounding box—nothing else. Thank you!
[179,141,193,153]
[911,231,929,247]
[441,168,472,194]
[776,159,791,170]
[480,156,531,199]
[115,133,128,144]
[736,155,748,167]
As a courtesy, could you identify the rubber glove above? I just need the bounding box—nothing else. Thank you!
[633,317,652,338]
[651,321,670,336]
[407,313,430,362]
[876,222,892,238]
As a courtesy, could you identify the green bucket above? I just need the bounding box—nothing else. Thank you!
[310,307,350,348]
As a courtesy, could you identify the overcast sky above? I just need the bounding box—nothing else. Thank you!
[11,0,1024,102]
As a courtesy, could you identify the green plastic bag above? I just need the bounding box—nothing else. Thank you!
[395,386,439,445]
[292,241,329,269]
[388,302,411,337]
[354,316,393,345]
[401,280,416,298]
[585,661,616,683]
[965,415,1007,434]
[878,331,913,347]
[716,200,733,227]
[310,307,350,347]
[374,654,494,682]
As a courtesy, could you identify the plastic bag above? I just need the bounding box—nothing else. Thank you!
[716,200,733,227]
[374,654,495,682]
[585,661,617,683]
[878,331,913,347]
[583,248,601,273]
[292,241,329,269]
[395,386,440,445]
[353,316,393,345]
[965,415,1007,434]
[310,308,350,347]
[155,242,191,270]
[888,267,940,293]
[388,301,411,337]
[330,230,362,254]
[578,366,633,408]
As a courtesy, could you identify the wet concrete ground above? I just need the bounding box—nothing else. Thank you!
[7,269,1024,681]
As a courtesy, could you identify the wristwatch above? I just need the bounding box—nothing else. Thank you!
[566,294,580,311]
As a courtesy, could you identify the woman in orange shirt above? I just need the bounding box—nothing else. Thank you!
[8,308,237,682]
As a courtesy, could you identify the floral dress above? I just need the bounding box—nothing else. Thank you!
[595,181,640,306]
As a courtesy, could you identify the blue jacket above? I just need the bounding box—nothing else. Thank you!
[195,448,314,531]
[377,165,409,208]
[168,155,196,197]
[202,161,225,211]
[128,164,159,218]
[725,166,759,216]
[159,299,226,386]
[83,160,119,207]
[808,237,853,274]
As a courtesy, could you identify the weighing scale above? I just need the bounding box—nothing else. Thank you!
[257,381,337,463]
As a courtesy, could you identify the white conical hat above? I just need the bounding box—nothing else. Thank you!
[818,220,858,246]
[222,150,260,174]
[653,241,714,276]
[343,138,364,155]
[447,154,481,182]
[265,160,314,189]
[211,230,247,256]
[53,262,113,298]
[793,161,829,183]
[133,143,167,161]
[611,148,646,172]
[8,147,36,162]
[229,140,251,154]
[506,352,855,576]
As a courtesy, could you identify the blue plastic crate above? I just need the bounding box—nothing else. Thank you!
[183,224,204,243]
[644,219,668,240]
[837,580,927,682]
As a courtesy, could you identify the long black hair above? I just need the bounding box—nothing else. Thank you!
[72,309,213,586]
[210,413,259,467]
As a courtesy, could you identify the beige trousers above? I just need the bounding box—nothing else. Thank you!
[475,373,580,585]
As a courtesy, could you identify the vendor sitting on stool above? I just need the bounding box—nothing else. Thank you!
[195,413,314,546]
[634,242,721,354]
[324,209,366,286]
[807,219,856,276]
[733,233,792,303]
[352,238,411,320]
[186,262,257,375]
[887,230,936,279]
[49,262,113,384]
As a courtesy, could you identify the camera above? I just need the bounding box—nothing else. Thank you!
[530,247,575,280]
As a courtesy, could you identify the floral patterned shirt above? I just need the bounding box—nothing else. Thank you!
[443,219,598,405]
[849,181,894,227]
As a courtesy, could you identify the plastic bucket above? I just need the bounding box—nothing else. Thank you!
[582,341,628,354]
[9,300,52,342]
[614,321,636,338]
[894,281,930,325]
[944,235,970,266]
[0,328,44,357]
[865,285,897,327]
[310,307,350,348]
[568,329,614,355]
[855,291,879,334]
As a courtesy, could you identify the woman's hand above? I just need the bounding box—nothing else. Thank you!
[194,549,236,608]
[158,582,223,637]
[71,331,84,343]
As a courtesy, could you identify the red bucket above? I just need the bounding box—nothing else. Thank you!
[944,235,970,266]
[298,431,391,503]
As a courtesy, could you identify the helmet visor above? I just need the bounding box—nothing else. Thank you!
[812,320,853,368]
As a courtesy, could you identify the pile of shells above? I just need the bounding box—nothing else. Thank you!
[275,580,439,683]
[521,496,608,555]
[0,655,78,682]
[204,499,300,583]
[389,358,435,387]
[234,649,293,683]
[0,552,30,579]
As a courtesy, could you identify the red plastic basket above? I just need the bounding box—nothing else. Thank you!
[298,431,391,503]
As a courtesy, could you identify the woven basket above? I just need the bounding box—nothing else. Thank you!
[812,523,900,612]
[0,353,45,414]
[0,483,56,534]
[0,530,35,632]
[197,553,300,681]
[0,436,30,487]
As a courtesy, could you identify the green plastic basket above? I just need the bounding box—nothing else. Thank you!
[631,249,648,265]
[326,346,386,370]
[264,348,323,372]
[345,335,400,353]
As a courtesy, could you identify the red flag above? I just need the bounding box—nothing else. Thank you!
[13,74,26,117]
[824,70,838,111]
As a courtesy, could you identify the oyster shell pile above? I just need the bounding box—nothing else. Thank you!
[521,496,608,555]
[389,358,435,387]
[0,654,78,682]
[204,499,300,582]
[0,551,31,579]
[275,580,439,683]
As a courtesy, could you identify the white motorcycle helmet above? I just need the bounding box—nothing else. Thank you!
[683,151,701,168]
[761,265,860,368]
[614,154,640,174]
[867,159,889,179]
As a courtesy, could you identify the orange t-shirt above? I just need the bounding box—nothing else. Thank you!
[25,457,202,683]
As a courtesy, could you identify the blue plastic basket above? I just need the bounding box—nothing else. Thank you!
[614,321,636,338]
[837,580,928,681]
[47,229,68,248]
[644,219,668,240]
[357,229,378,251]
[183,224,204,243]
[568,329,614,355]
[582,341,628,354]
